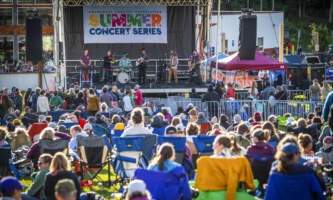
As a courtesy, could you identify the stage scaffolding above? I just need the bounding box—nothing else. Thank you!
[61,0,208,7]
[56,0,212,88]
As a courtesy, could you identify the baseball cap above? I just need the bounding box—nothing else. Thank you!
[281,143,300,156]
[55,179,77,198]
[254,112,261,118]
[0,177,26,193]
[176,124,185,132]
[127,179,146,197]
[58,125,67,133]
[165,126,177,135]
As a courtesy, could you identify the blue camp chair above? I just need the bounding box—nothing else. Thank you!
[112,136,146,179]
[267,142,277,150]
[157,136,186,164]
[152,126,167,136]
[48,110,73,122]
[182,120,188,127]
[193,135,216,156]
[92,124,108,136]
[134,167,192,200]
[264,173,325,200]
[58,122,79,129]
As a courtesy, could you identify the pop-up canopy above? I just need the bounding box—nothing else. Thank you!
[211,50,286,71]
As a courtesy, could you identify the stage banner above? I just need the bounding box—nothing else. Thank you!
[83,6,167,44]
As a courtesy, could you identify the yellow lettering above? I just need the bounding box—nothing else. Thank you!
[88,14,99,27]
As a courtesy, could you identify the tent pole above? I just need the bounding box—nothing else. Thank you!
[215,0,221,83]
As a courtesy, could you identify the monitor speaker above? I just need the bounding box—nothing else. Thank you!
[239,15,257,60]
[26,16,43,63]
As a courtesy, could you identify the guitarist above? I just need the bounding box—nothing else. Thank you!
[168,50,178,85]
[136,48,149,85]
[188,50,202,84]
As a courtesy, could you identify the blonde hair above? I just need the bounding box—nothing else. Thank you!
[50,152,71,172]
[40,127,55,140]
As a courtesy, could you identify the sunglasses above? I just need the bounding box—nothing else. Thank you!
[38,161,44,166]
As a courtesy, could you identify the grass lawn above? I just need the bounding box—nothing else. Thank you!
[20,166,123,199]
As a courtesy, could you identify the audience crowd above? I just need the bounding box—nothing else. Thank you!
[0,82,332,200]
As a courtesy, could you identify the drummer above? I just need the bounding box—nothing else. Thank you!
[119,52,133,80]
[80,49,91,84]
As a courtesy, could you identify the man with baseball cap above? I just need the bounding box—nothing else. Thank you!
[0,176,26,200]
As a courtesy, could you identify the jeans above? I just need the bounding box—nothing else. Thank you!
[310,95,319,112]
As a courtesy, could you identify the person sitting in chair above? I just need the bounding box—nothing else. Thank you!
[148,143,180,172]
[24,153,53,200]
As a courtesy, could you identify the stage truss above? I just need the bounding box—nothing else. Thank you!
[61,0,208,7]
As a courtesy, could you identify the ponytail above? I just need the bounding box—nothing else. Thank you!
[150,143,175,171]
[276,151,295,173]
[230,134,242,155]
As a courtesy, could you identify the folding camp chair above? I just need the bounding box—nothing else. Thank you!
[92,124,108,136]
[77,135,110,184]
[48,110,73,122]
[39,139,69,155]
[193,135,216,157]
[264,173,325,200]
[152,126,167,136]
[129,134,157,166]
[59,122,79,129]
[0,146,12,178]
[134,167,192,200]
[112,136,145,180]
[246,154,274,197]
[157,136,186,164]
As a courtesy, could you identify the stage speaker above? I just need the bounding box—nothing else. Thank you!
[26,16,43,63]
[238,15,257,60]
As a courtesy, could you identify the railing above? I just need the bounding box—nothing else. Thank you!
[61,58,193,85]
[144,98,324,122]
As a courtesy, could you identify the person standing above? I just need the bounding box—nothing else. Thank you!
[309,79,321,102]
[168,50,178,85]
[80,49,91,85]
[121,89,134,117]
[87,88,99,117]
[37,90,50,114]
[13,88,22,113]
[103,50,114,84]
[136,48,149,85]
[0,88,13,118]
[321,81,331,102]
[134,84,143,107]
[188,50,201,85]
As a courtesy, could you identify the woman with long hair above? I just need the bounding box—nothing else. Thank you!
[87,88,99,116]
[248,81,258,100]
[298,133,314,156]
[148,143,180,171]
[263,121,280,142]
[321,81,331,102]
[44,152,81,200]
[269,142,324,191]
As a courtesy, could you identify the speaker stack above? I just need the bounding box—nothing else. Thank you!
[238,13,257,60]
[25,14,43,63]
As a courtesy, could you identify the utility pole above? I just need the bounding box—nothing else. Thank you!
[215,0,221,83]
[260,0,263,11]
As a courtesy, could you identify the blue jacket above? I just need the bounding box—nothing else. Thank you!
[265,173,325,200]
[31,94,39,112]
[134,166,192,200]
[322,91,333,121]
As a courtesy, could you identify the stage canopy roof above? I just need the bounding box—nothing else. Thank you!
[62,0,208,7]
[211,50,286,71]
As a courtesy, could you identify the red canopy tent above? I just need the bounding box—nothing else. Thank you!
[211,50,286,71]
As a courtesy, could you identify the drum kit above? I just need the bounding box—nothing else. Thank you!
[113,68,132,84]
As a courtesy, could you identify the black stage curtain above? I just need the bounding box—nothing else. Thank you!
[63,6,195,60]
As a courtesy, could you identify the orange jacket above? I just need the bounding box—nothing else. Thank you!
[194,156,255,200]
